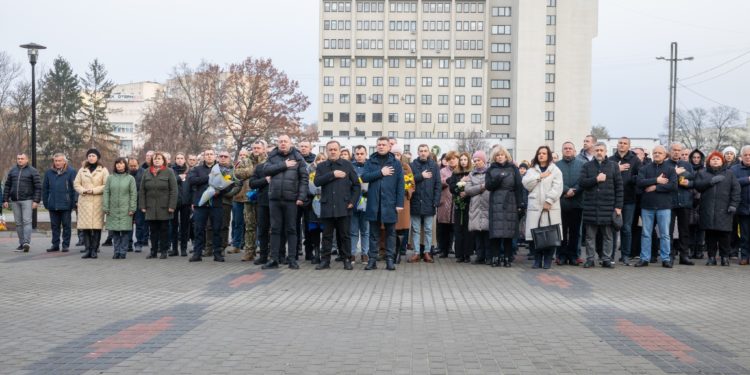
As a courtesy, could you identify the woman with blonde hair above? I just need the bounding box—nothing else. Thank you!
[485,145,524,267]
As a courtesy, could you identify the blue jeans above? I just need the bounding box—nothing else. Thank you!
[193,205,224,257]
[49,209,72,249]
[10,200,33,246]
[614,203,636,259]
[231,201,245,248]
[640,209,671,261]
[112,230,132,256]
[410,215,434,254]
[369,220,396,261]
[133,209,149,247]
[350,211,369,256]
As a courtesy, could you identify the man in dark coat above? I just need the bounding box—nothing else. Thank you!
[362,136,405,271]
[261,134,309,270]
[3,153,42,252]
[579,142,623,268]
[556,141,584,265]
[249,150,272,265]
[696,151,740,265]
[313,140,361,270]
[608,137,641,265]
[634,145,678,268]
[42,153,78,252]
[408,144,441,263]
[664,142,696,265]
[188,149,227,263]
[297,140,317,261]
[731,145,750,264]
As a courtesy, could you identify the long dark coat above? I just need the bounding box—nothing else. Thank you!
[314,158,361,219]
[485,161,523,239]
[362,152,404,224]
[139,167,178,221]
[579,158,624,225]
[695,167,740,232]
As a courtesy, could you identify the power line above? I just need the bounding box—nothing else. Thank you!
[681,48,750,80]
[684,58,750,86]
[677,82,750,114]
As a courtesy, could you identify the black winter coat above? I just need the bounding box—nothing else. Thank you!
[172,164,191,207]
[664,159,695,208]
[3,164,41,203]
[262,148,309,202]
[314,158,361,219]
[409,158,441,216]
[579,158,623,225]
[608,150,641,204]
[485,162,522,239]
[695,167,740,232]
[249,161,270,207]
[730,162,750,215]
[362,152,404,224]
[448,170,472,226]
[188,162,224,207]
[637,161,677,210]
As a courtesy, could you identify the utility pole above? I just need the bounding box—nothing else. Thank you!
[657,42,693,144]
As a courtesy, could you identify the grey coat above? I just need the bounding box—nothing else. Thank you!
[464,167,490,232]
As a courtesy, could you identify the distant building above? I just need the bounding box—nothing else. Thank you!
[318,0,598,159]
[107,82,162,156]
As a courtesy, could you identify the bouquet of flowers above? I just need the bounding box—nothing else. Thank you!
[0,213,6,231]
[198,164,235,206]
[404,173,415,191]
[454,181,468,224]
[357,176,367,211]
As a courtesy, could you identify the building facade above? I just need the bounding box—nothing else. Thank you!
[318,0,598,160]
[108,81,163,156]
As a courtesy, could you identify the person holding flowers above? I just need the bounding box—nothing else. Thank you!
[448,152,473,263]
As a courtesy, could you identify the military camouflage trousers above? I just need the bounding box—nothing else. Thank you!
[243,203,258,257]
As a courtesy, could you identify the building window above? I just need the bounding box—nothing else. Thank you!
[405,77,416,86]
[340,58,351,68]
[438,95,449,105]
[405,131,416,139]
[340,76,350,86]
[546,35,556,45]
[546,54,556,64]
[548,0,557,6]
[545,130,555,140]
[339,94,349,103]
[545,92,555,102]
[421,113,432,123]
[472,59,482,69]
[471,114,481,124]
[491,43,511,53]
[388,131,399,138]
[455,77,465,87]
[372,131,382,137]
[471,77,482,87]
[491,79,511,89]
[323,130,333,136]
[455,59,465,69]
[371,94,383,104]
[356,94,367,104]
[455,95,465,105]
[355,129,366,136]
[339,130,350,137]
[405,58,416,68]
[389,58,399,68]
[389,94,399,104]
[389,76,399,86]
[491,25,512,35]
[438,113,448,123]
[421,131,433,138]
[323,58,334,67]
[437,132,448,139]
[356,57,367,68]
[422,59,432,68]
[491,97,510,107]
[340,112,350,122]
[490,115,510,125]
[373,58,383,68]
[454,113,465,123]
[421,95,432,105]
[439,58,449,69]
[373,113,383,122]
[471,95,482,105]
[323,112,334,122]
[324,76,334,86]
[422,77,432,87]
[404,95,415,104]
[546,15,556,25]
[545,111,555,121]
[545,73,556,83]
[491,61,511,71]
[405,113,415,123]
[356,76,367,86]
[438,77,449,87]
[454,132,465,138]
[356,112,366,122]
[492,7,511,16]
[323,94,334,103]
[373,77,383,86]
[388,113,399,123]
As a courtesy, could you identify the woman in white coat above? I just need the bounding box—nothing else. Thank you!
[522,145,563,269]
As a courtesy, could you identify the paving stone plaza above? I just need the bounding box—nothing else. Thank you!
[2,233,750,375]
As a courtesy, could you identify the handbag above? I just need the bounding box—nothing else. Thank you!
[612,211,623,231]
[531,210,561,250]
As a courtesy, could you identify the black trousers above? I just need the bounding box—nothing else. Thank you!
[148,220,170,254]
[491,237,513,259]
[705,230,731,258]
[453,213,471,260]
[256,204,271,261]
[270,200,299,262]
[171,205,191,251]
[560,208,582,261]
[321,217,351,260]
[437,222,453,256]
[670,207,691,257]
[473,231,489,260]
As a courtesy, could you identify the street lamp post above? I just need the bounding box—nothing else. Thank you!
[656,42,693,144]
[20,42,46,229]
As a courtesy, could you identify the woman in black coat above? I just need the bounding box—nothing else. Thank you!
[485,146,523,267]
[694,151,740,266]
[688,149,706,259]
[448,153,473,263]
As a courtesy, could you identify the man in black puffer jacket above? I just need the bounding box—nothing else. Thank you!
[579,142,623,268]
[608,137,641,265]
[3,153,42,252]
[409,144,441,262]
[665,142,696,265]
[261,135,309,269]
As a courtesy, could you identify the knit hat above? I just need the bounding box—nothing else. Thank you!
[519,162,529,169]
[707,151,725,166]
[472,150,487,163]
[86,148,101,160]
[723,146,737,156]
[391,144,403,154]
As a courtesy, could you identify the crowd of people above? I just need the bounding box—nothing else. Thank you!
[3,134,750,271]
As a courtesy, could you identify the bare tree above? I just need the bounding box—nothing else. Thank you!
[214,57,310,158]
[674,108,709,151]
[455,131,489,154]
[590,124,610,140]
[708,106,742,151]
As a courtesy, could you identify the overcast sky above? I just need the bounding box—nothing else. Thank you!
[1,0,748,138]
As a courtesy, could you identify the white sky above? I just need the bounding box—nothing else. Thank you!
[1,0,748,138]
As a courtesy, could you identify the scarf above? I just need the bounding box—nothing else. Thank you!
[149,165,166,176]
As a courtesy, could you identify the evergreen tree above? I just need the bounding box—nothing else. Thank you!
[80,59,116,159]
[37,56,83,162]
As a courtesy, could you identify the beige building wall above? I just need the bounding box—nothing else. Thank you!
[107,81,162,156]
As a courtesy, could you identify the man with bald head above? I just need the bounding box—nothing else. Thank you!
[634,145,678,268]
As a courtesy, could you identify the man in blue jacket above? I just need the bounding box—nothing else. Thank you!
[42,153,77,252]
[634,145,678,268]
[731,145,750,264]
[362,137,404,271]
[2,153,42,252]
[409,144,441,263]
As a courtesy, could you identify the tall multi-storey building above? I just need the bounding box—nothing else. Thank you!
[108,81,163,156]
[318,0,598,159]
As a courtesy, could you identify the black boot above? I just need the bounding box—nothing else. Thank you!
[364,258,377,270]
[169,245,178,257]
[159,250,168,259]
[180,245,188,257]
[543,249,553,269]
[91,231,101,258]
[147,249,157,259]
[81,231,93,259]
[679,255,694,266]
[343,258,353,270]
[386,257,396,271]
[315,259,331,270]
[532,253,542,269]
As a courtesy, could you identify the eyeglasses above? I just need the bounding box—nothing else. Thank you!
[219,155,230,158]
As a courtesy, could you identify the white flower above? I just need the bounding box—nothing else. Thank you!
[457,181,466,188]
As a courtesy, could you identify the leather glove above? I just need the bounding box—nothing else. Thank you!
[711,175,726,185]
[728,206,737,214]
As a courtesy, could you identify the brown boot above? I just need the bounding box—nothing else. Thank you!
[423,252,434,263]
[361,254,369,264]
[227,247,241,254]
[408,254,421,263]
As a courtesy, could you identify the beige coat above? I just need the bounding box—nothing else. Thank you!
[74,165,110,229]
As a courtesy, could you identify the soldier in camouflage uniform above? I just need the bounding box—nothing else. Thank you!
[234,140,268,262]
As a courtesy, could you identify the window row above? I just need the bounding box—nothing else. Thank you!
[324,2,352,12]
[356,39,384,50]
[422,2,451,13]
[324,20,351,31]
[491,43,511,53]
[357,20,383,31]
[390,2,418,13]
[357,2,384,13]
[322,112,489,124]
[422,39,450,50]
[423,21,451,31]
[491,7,511,17]
[323,93,500,106]
[491,25,511,35]
[322,58,491,70]
[455,21,483,32]
[390,20,417,32]
[321,130,509,140]
[456,2,485,13]
[323,39,351,49]
[389,39,418,51]
[455,40,484,50]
